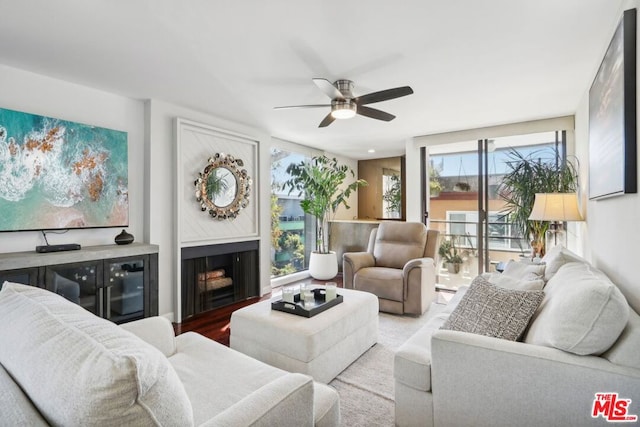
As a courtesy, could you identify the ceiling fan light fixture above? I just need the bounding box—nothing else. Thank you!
[331,99,357,119]
[274,78,413,127]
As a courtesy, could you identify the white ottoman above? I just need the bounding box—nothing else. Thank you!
[230,287,379,383]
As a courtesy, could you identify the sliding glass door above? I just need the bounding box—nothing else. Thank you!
[424,131,566,289]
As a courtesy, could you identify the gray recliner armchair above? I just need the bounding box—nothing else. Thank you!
[342,221,439,315]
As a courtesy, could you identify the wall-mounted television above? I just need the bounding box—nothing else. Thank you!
[0,107,128,232]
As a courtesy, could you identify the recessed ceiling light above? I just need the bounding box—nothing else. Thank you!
[368,149,376,153]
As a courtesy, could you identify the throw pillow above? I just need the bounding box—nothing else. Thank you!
[441,277,544,341]
[470,274,490,286]
[541,245,587,281]
[524,262,629,355]
[493,272,545,291]
[501,259,546,279]
[495,260,545,290]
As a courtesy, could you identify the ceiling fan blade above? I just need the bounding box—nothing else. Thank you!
[318,112,336,128]
[274,104,330,110]
[313,78,344,100]
[357,106,396,122]
[355,86,414,105]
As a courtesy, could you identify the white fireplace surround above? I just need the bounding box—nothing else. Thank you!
[174,118,260,321]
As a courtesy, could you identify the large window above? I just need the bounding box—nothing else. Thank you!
[426,128,570,288]
[270,147,314,278]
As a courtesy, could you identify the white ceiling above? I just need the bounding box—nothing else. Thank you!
[0,0,624,159]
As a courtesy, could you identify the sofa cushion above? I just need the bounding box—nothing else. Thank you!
[354,267,403,301]
[393,287,469,392]
[439,285,469,316]
[0,364,48,426]
[602,308,640,370]
[493,272,545,291]
[486,260,545,291]
[0,282,193,426]
[394,305,449,392]
[172,331,287,423]
[524,262,629,355]
[441,278,544,341]
[541,245,587,281]
[499,260,545,287]
[501,259,546,278]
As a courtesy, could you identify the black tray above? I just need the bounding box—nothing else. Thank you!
[271,288,343,318]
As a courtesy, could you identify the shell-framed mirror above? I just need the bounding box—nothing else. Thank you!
[194,153,251,220]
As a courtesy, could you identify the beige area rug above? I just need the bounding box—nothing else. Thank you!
[329,307,438,426]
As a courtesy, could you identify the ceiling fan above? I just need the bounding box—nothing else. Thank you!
[274,78,414,128]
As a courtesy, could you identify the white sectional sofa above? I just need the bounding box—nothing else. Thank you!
[0,282,340,427]
[394,246,640,427]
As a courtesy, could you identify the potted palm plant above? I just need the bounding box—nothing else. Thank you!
[283,156,367,279]
[497,148,578,257]
[438,237,463,274]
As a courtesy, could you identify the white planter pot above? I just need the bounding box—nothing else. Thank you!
[309,251,338,280]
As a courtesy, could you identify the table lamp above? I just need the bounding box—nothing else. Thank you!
[528,193,583,252]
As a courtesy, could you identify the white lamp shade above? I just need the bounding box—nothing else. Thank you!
[528,193,583,221]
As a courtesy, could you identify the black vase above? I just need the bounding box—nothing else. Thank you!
[115,229,134,245]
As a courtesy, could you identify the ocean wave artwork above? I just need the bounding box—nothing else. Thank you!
[0,107,128,231]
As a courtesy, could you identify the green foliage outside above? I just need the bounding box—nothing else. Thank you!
[382,174,401,215]
[280,233,305,268]
[270,193,283,248]
[270,162,306,277]
[497,148,578,255]
[282,156,367,254]
[429,161,442,195]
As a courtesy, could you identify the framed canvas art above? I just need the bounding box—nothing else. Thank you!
[589,8,637,200]
[0,107,128,231]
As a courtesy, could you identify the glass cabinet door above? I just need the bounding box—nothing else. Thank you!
[45,261,102,315]
[106,258,145,323]
[0,268,40,290]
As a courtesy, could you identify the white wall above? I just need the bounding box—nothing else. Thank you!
[405,138,422,222]
[146,100,271,320]
[0,64,145,252]
[574,0,640,313]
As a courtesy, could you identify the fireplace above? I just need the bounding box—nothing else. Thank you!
[181,240,259,321]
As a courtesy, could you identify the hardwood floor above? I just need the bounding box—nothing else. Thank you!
[173,275,343,346]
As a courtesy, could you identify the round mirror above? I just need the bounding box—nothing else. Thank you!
[206,167,237,207]
[195,153,251,220]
